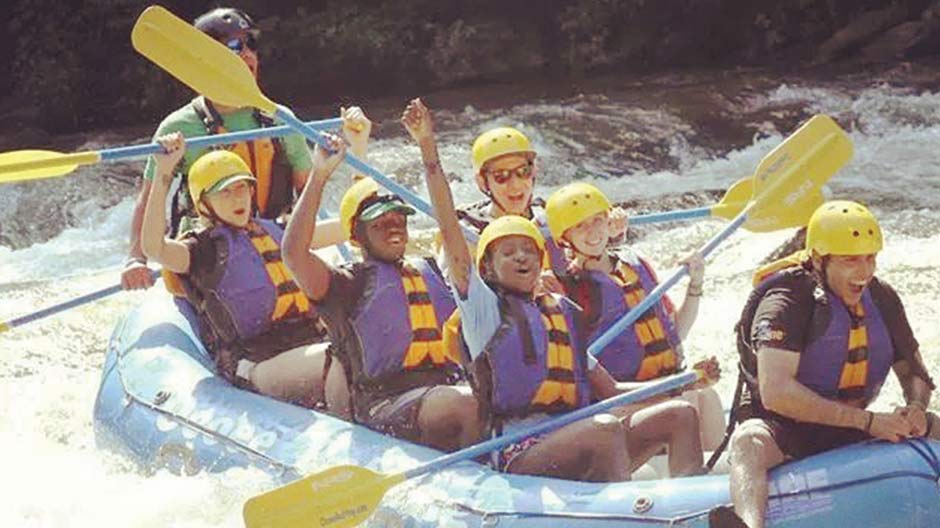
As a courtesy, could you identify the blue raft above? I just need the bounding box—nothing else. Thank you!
[94,295,940,527]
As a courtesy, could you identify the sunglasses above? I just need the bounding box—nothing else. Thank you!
[225,35,259,53]
[484,161,534,185]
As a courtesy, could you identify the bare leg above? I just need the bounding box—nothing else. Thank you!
[509,414,630,482]
[250,342,330,404]
[324,356,351,419]
[416,385,481,451]
[681,386,726,451]
[623,400,703,476]
[728,419,786,528]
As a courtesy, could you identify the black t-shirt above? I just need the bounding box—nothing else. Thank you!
[737,267,933,409]
[747,272,918,361]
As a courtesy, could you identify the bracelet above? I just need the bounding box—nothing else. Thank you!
[687,284,704,297]
[125,257,147,268]
[864,410,875,433]
[908,401,928,411]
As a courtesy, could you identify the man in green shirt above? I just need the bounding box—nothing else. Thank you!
[122,7,344,289]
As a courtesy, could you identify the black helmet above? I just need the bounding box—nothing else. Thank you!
[194,8,260,42]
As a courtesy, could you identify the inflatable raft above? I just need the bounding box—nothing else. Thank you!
[94,294,940,527]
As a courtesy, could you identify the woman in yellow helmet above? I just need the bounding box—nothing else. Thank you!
[409,101,628,280]
[404,98,718,480]
[544,182,725,451]
[139,108,370,405]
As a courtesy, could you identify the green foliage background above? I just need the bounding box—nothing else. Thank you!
[2,0,933,132]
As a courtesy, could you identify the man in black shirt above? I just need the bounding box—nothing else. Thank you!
[712,201,937,528]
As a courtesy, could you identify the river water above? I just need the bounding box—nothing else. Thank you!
[2,77,939,527]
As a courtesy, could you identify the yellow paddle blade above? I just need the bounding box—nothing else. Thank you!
[747,184,825,231]
[0,150,100,183]
[709,177,753,220]
[131,6,276,113]
[244,465,406,528]
[751,114,852,210]
[743,185,825,232]
[710,175,824,232]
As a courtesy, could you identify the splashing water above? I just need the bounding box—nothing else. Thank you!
[2,82,939,527]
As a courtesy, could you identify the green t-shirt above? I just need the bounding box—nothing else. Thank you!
[142,98,313,181]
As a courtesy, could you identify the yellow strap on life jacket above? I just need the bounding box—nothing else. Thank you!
[400,264,457,369]
[837,303,869,400]
[531,295,579,408]
[161,268,188,298]
[752,249,810,286]
[612,263,678,381]
[218,126,277,214]
[247,223,311,321]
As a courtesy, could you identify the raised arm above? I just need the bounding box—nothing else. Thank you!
[306,106,374,249]
[401,98,472,295]
[140,133,192,274]
[282,134,347,302]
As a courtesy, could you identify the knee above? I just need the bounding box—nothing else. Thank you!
[421,387,479,433]
[592,413,627,435]
[585,415,628,467]
[663,401,700,435]
[583,414,627,450]
[729,422,776,469]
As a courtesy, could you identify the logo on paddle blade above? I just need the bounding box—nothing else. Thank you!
[756,153,791,185]
[783,179,814,207]
[322,505,368,527]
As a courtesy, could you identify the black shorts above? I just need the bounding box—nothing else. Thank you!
[361,386,435,443]
[756,413,871,459]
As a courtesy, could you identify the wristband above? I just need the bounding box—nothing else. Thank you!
[864,410,875,434]
[125,257,147,268]
[687,284,704,297]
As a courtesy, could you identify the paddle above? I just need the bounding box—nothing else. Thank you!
[131,6,443,226]
[241,115,850,528]
[0,118,342,184]
[588,114,852,355]
[630,176,825,232]
[0,269,161,334]
[242,369,704,528]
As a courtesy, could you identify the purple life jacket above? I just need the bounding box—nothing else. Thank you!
[796,288,894,402]
[472,292,591,421]
[572,251,682,381]
[182,218,324,369]
[350,258,458,385]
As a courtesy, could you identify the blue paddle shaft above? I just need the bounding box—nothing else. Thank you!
[630,207,711,225]
[404,370,699,479]
[587,207,749,356]
[98,118,343,162]
[2,269,162,330]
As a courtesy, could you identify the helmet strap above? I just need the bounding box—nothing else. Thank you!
[809,251,830,287]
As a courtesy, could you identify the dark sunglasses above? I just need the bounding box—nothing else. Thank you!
[484,161,534,185]
[225,35,259,53]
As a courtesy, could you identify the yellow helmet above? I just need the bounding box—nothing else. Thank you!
[339,178,415,244]
[545,182,612,241]
[805,200,883,256]
[475,215,546,269]
[471,127,536,174]
[188,150,255,208]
